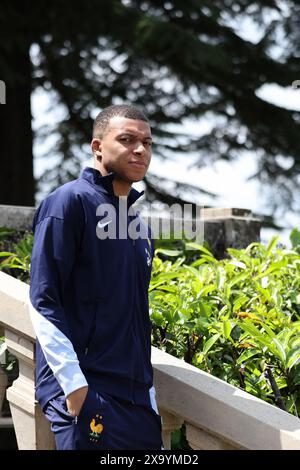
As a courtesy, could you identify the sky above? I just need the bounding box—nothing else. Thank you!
[31,10,300,247]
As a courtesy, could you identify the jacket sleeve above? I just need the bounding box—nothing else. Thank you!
[29,190,88,397]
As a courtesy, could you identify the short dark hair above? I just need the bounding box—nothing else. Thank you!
[93,104,149,138]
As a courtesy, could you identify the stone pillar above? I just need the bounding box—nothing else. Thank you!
[160,409,184,450]
[5,329,55,450]
[201,208,261,259]
[0,204,35,231]
[0,326,8,417]
[0,364,8,417]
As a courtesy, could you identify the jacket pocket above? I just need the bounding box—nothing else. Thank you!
[77,388,106,422]
[74,388,108,448]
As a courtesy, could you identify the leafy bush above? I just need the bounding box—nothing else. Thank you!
[150,236,300,418]
[0,228,32,283]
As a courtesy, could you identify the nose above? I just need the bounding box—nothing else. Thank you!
[133,142,145,155]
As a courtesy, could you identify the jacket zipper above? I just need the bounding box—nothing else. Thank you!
[130,235,137,404]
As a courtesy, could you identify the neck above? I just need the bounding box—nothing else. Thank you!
[112,178,131,197]
[94,162,131,196]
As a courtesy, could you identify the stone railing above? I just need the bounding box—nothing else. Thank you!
[152,348,300,450]
[0,271,55,449]
[1,270,300,450]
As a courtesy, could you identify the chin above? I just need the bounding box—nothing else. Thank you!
[128,171,146,183]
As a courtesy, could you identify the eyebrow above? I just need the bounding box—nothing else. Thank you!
[116,131,152,141]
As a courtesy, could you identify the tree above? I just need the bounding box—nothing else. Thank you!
[0,0,300,210]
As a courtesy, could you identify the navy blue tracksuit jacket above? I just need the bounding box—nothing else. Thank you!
[29,167,157,415]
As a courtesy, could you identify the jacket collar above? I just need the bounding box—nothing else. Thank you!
[80,167,144,206]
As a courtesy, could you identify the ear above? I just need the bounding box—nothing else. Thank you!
[91,138,102,158]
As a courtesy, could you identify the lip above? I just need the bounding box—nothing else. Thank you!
[129,161,147,167]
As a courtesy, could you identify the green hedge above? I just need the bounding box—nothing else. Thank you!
[150,234,300,418]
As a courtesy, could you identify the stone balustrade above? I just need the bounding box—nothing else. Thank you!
[1,270,300,450]
[0,271,55,449]
[152,347,300,450]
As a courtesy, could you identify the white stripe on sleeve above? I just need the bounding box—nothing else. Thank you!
[149,385,159,414]
[28,293,88,397]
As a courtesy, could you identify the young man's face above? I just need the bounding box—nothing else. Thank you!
[94,116,152,183]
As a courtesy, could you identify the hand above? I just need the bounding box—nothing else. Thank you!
[66,386,88,417]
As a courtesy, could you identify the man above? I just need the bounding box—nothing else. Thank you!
[29,104,163,450]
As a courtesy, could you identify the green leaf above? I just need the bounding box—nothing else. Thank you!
[199,285,216,296]
[290,228,300,248]
[222,320,232,339]
[183,265,201,278]
[199,302,212,317]
[154,286,177,293]
[272,338,286,364]
[244,242,261,254]
[253,261,286,280]
[233,295,249,312]
[236,350,258,365]
[261,324,276,339]
[287,350,300,370]
[191,258,211,267]
[203,333,220,355]
[229,260,247,269]
[239,322,279,357]
[228,272,249,288]
[185,243,214,256]
[266,236,279,253]
[155,248,182,257]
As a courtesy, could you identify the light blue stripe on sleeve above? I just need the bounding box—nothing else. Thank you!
[28,292,88,397]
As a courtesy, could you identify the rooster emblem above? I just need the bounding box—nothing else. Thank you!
[89,415,104,442]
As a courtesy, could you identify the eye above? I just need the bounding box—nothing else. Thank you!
[119,137,132,143]
[144,141,152,148]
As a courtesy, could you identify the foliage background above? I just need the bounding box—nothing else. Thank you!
[150,233,300,418]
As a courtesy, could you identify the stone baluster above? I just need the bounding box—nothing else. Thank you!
[0,326,6,417]
[4,328,55,450]
[0,364,8,417]
[160,409,184,450]
[185,423,239,450]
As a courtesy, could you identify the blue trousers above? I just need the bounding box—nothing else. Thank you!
[44,388,163,450]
